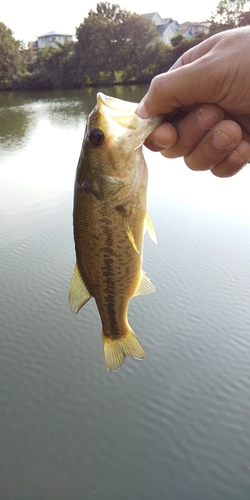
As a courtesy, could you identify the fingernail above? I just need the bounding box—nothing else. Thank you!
[198,109,219,130]
[213,130,232,149]
[136,101,149,119]
[154,142,171,150]
[227,150,242,164]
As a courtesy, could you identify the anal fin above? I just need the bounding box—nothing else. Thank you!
[68,262,92,313]
[134,271,155,296]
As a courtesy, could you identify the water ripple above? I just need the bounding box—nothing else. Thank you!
[1,97,250,499]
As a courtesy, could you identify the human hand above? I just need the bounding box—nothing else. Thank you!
[137,27,250,177]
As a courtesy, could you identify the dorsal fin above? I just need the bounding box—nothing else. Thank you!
[133,271,155,296]
[68,262,92,313]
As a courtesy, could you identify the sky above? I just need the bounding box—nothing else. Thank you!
[3,0,219,43]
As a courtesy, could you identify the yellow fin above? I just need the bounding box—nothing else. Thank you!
[68,262,92,313]
[134,271,155,296]
[117,205,140,253]
[103,329,145,372]
[145,213,157,244]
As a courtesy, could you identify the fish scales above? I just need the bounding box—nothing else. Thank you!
[69,93,164,371]
[74,189,145,335]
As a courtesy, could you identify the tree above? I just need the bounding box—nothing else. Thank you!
[75,2,129,84]
[211,0,250,27]
[238,10,250,24]
[17,41,77,90]
[88,1,127,21]
[0,22,20,88]
[171,34,184,47]
[75,2,167,84]
[118,14,166,81]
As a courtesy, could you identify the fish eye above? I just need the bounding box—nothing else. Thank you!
[88,128,104,146]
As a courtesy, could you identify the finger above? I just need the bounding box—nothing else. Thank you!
[170,33,221,70]
[144,121,177,152]
[136,57,213,118]
[211,139,250,177]
[183,120,243,171]
[136,70,192,117]
[159,104,225,158]
[224,112,250,140]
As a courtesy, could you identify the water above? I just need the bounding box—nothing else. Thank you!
[1,86,250,500]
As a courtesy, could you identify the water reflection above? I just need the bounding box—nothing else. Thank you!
[1,86,250,500]
[0,85,148,156]
[0,105,33,152]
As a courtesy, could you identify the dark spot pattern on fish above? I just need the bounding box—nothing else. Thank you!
[70,93,162,369]
[96,219,129,339]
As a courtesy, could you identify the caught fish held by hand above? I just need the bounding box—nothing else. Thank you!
[69,93,163,371]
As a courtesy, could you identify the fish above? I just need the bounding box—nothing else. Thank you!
[69,92,164,371]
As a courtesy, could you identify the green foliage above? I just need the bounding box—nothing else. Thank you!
[210,0,250,27]
[3,0,250,92]
[75,2,130,84]
[88,2,128,21]
[17,41,78,90]
[171,34,184,47]
[117,14,166,81]
[74,4,176,85]
[0,22,20,89]
[172,32,208,60]
[238,10,250,24]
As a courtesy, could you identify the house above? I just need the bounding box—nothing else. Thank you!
[143,12,166,27]
[157,18,179,45]
[37,30,73,49]
[143,12,177,45]
[28,40,38,54]
[177,21,210,37]
[143,12,179,45]
[143,12,209,45]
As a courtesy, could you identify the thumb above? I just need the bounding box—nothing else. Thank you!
[136,62,206,118]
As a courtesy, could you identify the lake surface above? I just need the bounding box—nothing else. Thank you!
[1,86,250,500]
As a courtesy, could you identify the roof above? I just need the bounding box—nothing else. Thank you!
[143,12,158,19]
[157,20,174,34]
[176,27,194,36]
[143,12,165,23]
[38,30,71,38]
[179,21,209,27]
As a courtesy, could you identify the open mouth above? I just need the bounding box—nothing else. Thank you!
[97,92,139,131]
[97,92,137,114]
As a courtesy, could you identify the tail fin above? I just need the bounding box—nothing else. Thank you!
[103,329,145,372]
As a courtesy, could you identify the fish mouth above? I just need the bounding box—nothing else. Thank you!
[97,92,139,130]
[97,92,138,115]
[96,92,164,144]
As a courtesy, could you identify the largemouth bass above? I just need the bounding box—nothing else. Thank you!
[69,93,163,371]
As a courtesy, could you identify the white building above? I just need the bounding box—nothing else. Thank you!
[37,31,73,49]
[143,12,177,45]
[177,21,210,37]
[143,13,209,45]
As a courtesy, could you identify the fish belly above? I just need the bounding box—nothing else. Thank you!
[73,186,146,370]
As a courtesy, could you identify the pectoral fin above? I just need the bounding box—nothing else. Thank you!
[145,213,157,244]
[134,271,155,296]
[68,262,92,313]
[117,205,140,254]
